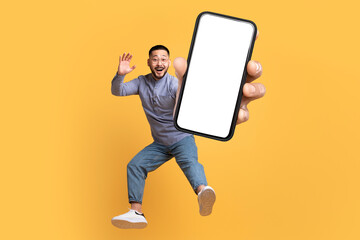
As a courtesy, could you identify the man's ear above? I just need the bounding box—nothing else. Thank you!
[169,59,171,67]
[147,58,150,67]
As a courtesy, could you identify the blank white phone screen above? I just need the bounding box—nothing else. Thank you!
[177,13,255,138]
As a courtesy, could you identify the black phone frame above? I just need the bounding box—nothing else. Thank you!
[174,11,258,141]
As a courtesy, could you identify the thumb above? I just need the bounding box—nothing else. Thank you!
[131,65,136,70]
[173,57,187,81]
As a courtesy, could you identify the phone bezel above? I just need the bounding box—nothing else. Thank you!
[174,11,257,141]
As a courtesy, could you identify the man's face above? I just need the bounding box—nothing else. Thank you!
[147,50,171,80]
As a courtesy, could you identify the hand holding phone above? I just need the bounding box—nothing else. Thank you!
[174,11,258,141]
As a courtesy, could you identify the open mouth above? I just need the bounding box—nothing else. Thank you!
[155,68,164,74]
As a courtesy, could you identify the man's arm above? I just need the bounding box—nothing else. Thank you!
[111,73,140,96]
[172,58,187,116]
[111,52,139,96]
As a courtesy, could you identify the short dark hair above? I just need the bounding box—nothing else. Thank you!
[149,45,170,56]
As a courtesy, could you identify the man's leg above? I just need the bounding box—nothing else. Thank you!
[170,135,215,216]
[127,141,172,212]
[170,135,208,192]
[112,141,172,229]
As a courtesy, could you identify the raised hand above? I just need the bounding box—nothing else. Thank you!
[118,53,136,76]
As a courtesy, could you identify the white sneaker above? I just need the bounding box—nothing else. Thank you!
[198,186,216,216]
[111,209,148,229]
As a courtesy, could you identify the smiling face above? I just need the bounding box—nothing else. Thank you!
[147,50,171,80]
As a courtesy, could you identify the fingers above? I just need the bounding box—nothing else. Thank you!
[237,107,249,124]
[240,83,266,113]
[236,83,265,124]
[235,28,261,125]
[120,52,133,61]
[243,82,266,100]
[246,60,262,83]
[125,53,131,61]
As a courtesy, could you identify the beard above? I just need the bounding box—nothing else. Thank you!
[150,66,169,80]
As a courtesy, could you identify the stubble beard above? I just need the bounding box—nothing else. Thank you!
[151,66,169,80]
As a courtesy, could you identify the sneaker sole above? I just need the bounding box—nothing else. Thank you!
[198,188,216,216]
[111,219,147,229]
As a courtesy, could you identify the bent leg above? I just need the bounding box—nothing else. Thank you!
[170,135,208,194]
[127,142,172,204]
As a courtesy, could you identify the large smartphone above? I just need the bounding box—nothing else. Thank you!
[174,11,257,141]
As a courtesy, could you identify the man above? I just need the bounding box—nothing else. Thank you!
[111,43,265,229]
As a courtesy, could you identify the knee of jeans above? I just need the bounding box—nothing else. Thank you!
[176,156,198,168]
[127,160,146,175]
[127,161,138,171]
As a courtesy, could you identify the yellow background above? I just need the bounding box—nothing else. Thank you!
[1,0,359,239]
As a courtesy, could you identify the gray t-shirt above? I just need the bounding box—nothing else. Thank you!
[111,72,191,146]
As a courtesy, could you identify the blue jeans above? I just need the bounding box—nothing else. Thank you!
[127,135,207,204]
